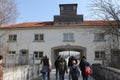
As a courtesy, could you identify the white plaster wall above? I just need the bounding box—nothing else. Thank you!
[0,26,107,64]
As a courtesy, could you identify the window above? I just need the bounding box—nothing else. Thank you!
[64,6,73,10]
[34,34,44,41]
[60,6,64,10]
[9,51,16,58]
[34,51,43,59]
[8,34,17,42]
[95,51,105,59]
[94,33,105,41]
[63,33,74,41]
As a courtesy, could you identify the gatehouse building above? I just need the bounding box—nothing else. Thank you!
[0,3,118,66]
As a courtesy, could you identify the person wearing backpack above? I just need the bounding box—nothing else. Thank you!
[70,60,80,80]
[58,56,68,80]
[54,55,61,80]
[79,56,91,80]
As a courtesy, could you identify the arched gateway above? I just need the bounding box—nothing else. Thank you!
[51,45,87,65]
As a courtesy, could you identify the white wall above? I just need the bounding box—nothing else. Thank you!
[0,26,106,64]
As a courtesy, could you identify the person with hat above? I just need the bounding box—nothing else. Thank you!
[70,60,80,80]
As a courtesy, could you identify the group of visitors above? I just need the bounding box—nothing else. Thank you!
[0,53,91,80]
[40,54,92,80]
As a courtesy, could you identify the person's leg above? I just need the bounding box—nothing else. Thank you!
[86,75,88,80]
[82,74,88,80]
[42,72,46,80]
[82,73,86,80]
[47,71,50,80]
[61,73,64,80]
[59,74,62,80]
[55,69,58,80]
[69,66,71,80]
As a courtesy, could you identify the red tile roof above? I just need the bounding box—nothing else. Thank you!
[0,20,120,29]
[0,22,54,28]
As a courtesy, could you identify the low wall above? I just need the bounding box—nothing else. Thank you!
[3,65,40,80]
[92,64,120,80]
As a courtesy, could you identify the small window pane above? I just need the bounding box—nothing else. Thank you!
[95,51,99,58]
[94,33,104,41]
[35,34,39,40]
[34,51,43,59]
[9,34,17,41]
[34,34,44,41]
[63,33,74,41]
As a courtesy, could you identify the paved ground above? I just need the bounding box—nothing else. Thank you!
[34,69,95,80]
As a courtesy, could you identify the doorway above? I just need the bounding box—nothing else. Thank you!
[19,49,28,65]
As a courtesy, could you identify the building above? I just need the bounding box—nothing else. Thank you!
[0,4,120,66]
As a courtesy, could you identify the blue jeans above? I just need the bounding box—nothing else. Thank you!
[42,71,50,80]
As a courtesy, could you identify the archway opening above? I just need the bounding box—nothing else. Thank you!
[51,45,86,67]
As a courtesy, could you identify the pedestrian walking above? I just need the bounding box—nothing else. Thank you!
[54,55,61,80]
[68,56,78,80]
[70,60,80,80]
[0,55,3,80]
[40,54,52,80]
[79,56,91,80]
[58,56,68,80]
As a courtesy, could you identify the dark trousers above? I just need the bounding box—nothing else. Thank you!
[72,75,78,80]
[82,72,88,80]
[59,73,64,80]
[55,68,59,80]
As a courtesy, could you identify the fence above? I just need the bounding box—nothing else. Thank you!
[3,65,41,80]
[102,53,120,69]
[3,54,35,68]
[2,54,41,80]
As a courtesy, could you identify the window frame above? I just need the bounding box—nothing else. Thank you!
[94,33,105,41]
[8,51,16,59]
[94,51,105,60]
[34,34,44,42]
[63,33,74,42]
[64,6,74,10]
[34,51,43,60]
[8,34,17,42]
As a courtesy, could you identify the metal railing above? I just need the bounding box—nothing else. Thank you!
[3,54,35,68]
[2,54,41,80]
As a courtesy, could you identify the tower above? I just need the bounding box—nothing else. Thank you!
[54,4,83,25]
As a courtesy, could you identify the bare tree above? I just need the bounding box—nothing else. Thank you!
[90,0,120,20]
[0,0,18,26]
[90,0,120,67]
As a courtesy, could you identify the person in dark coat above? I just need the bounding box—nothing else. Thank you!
[79,56,90,80]
[54,55,61,80]
[58,56,68,80]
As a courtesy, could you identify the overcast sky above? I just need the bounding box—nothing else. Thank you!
[16,0,93,23]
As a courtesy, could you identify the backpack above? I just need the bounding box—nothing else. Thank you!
[70,66,79,77]
[84,66,93,75]
[58,61,65,71]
